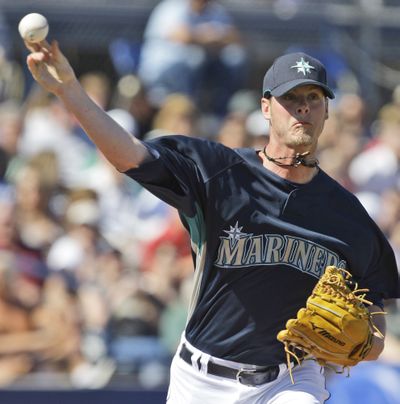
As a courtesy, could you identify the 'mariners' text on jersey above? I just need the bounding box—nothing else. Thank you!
[214,222,346,278]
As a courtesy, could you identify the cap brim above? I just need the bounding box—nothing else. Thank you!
[265,79,335,99]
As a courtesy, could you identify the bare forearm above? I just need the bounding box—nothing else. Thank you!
[56,79,149,172]
[25,40,149,172]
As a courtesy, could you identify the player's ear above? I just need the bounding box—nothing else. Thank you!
[261,97,271,120]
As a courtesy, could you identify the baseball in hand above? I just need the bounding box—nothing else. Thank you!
[18,13,49,43]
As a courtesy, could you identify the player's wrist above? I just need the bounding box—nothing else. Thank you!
[363,334,385,361]
[54,76,81,99]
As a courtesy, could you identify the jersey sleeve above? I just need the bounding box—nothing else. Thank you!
[123,135,241,218]
[348,204,400,306]
[362,227,399,306]
[325,179,400,305]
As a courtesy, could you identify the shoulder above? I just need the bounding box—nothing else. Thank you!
[317,171,386,232]
[146,135,245,181]
[319,170,362,203]
[145,134,242,161]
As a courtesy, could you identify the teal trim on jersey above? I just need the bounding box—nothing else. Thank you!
[182,203,206,254]
[182,203,207,321]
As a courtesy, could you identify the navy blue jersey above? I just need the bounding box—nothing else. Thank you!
[125,135,399,366]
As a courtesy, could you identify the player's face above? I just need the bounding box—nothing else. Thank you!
[261,85,328,149]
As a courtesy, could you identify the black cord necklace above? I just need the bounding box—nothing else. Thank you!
[262,146,319,168]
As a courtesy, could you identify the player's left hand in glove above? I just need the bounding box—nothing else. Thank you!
[277,266,383,383]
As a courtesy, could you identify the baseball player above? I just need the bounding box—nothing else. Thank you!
[25,40,399,403]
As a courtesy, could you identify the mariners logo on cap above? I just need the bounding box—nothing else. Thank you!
[290,57,315,76]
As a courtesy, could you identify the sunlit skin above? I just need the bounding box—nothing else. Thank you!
[262,85,328,150]
[260,85,329,183]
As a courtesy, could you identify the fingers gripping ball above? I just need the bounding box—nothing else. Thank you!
[18,13,49,43]
[277,266,381,382]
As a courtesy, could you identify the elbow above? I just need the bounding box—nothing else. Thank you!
[112,160,140,173]
[98,152,139,173]
[107,143,150,173]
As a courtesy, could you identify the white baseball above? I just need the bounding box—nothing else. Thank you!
[18,13,49,43]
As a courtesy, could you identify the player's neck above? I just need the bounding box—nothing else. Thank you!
[259,146,319,184]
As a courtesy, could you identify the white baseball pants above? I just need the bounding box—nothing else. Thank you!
[166,339,329,404]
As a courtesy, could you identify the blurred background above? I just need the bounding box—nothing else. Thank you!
[0,0,399,402]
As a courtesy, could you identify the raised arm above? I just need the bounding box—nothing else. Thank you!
[25,40,150,172]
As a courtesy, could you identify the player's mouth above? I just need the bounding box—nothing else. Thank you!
[293,121,311,127]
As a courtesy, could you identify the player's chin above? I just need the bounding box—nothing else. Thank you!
[289,132,314,147]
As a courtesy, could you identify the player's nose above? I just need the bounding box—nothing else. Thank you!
[296,98,310,114]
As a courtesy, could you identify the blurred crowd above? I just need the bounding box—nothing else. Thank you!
[0,0,399,396]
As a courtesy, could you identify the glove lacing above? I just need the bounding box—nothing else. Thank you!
[282,268,384,384]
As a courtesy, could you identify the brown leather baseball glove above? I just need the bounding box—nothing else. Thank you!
[277,266,382,383]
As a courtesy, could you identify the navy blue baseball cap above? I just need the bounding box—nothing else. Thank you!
[262,52,335,99]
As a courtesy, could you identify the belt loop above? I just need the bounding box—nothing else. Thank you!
[279,361,294,377]
[191,350,202,371]
[199,353,211,375]
[278,363,287,376]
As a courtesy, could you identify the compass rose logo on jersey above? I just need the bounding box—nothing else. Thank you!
[290,57,315,76]
[223,221,252,247]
